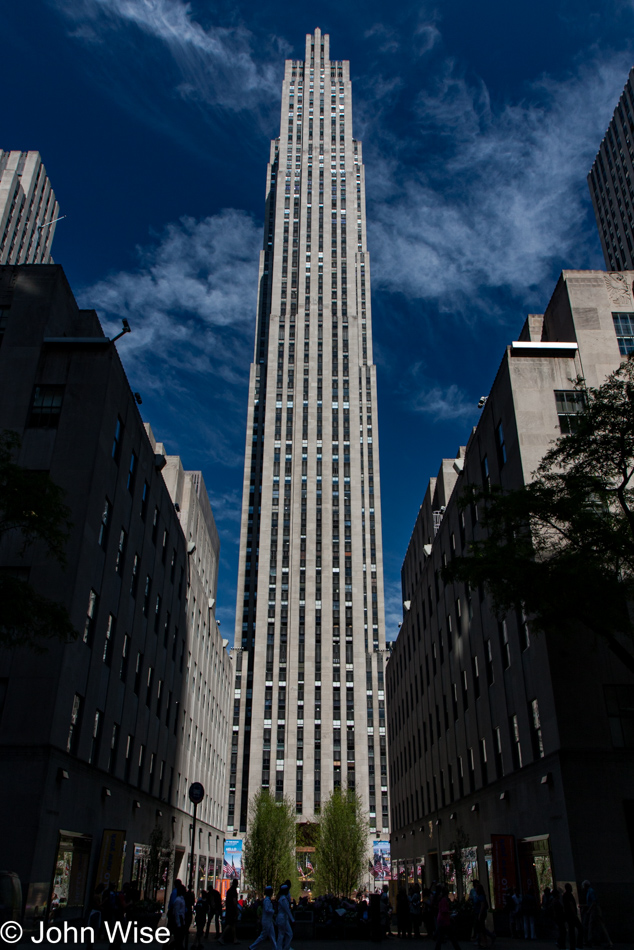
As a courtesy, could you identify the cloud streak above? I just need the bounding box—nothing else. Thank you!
[366,53,632,308]
[78,209,261,462]
[53,0,284,113]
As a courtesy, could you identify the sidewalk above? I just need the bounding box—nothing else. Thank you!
[8,930,634,950]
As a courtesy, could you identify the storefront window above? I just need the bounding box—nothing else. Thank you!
[132,843,151,898]
[519,836,554,895]
[484,844,494,908]
[50,832,92,922]
[198,856,207,894]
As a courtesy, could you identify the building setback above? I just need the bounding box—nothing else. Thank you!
[231,30,390,854]
[0,265,231,925]
[386,270,634,935]
[0,151,59,265]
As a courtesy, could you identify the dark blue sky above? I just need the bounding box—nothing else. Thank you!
[4,0,632,638]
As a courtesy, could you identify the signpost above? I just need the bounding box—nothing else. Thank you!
[188,783,205,893]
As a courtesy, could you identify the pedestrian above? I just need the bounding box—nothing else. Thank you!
[249,886,277,950]
[276,884,294,950]
[396,885,411,938]
[469,880,481,943]
[421,888,435,939]
[194,892,210,948]
[410,885,422,939]
[474,883,495,949]
[581,881,612,949]
[380,884,393,938]
[173,884,189,950]
[562,883,583,950]
[551,889,566,949]
[521,886,538,940]
[508,887,522,939]
[222,880,240,946]
[208,887,222,940]
[434,886,461,950]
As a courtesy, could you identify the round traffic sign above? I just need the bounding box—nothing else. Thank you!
[189,782,205,804]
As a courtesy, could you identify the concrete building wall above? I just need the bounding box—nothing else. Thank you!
[0,151,59,265]
[231,30,389,867]
[0,265,230,924]
[387,270,634,935]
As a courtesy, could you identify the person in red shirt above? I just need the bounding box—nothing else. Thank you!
[434,886,461,950]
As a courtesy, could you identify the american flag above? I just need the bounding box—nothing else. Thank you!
[223,859,239,878]
[297,863,304,876]
[305,859,313,873]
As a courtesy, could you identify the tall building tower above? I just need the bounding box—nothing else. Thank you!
[231,29,390,849]
[0,150,60,264]
[588,67,634,270]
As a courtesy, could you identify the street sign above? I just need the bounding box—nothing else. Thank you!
[189,782,205,804]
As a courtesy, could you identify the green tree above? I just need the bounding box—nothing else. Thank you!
[445,359,634,675]
[313,787,368,897]
[0,430,76,649]
[243,789,296,897]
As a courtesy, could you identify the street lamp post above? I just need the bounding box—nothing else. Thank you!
[189,783,205,893]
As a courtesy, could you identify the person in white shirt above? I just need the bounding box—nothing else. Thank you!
[250,886,277,950]
[276,884,294,950]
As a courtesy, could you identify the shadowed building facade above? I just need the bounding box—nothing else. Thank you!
[230,31,390,853]
[0,265,230,924]
[387,270,634,936]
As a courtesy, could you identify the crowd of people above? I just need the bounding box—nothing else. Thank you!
[86,875,614,949]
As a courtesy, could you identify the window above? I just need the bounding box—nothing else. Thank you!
[152,507,159,545]
[115,528,127,574]
[89,709,103,765]
[98,498,111,549]
[495,421,507,468]
[127,452,137,494]
[530,698,544,759]
[102,614,115,665]
[481,455,491,492]
[141,481,149,521]
[554,390,587,434]
[130,554,140,598]
[510,714,522,769]
[143,576,152,616]
[29,384,64,428]
[112,416,124,462]
[83,589,98,645]
[124,734,134,782]
[605,685,634,748]
[67,693,84,755]
[108,723,119,774]
[499,620,511,669]
[613,311,634,355]
[134,652,143,695]
[120,634,130,681]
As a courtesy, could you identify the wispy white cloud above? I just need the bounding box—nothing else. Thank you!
[410,383,475,421]
[78,209,261,463]
[366,53,632,307]
[52,0,284,112]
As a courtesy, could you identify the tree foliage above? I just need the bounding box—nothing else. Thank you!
[444,359,634,674]
[313,787,368,897]
[243,790,296,897]
[0,430,76,649]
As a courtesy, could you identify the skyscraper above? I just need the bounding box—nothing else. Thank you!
[0,151,60,264]
[230,30,390,848]
[588,66,634,271]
